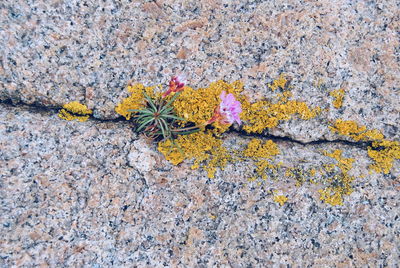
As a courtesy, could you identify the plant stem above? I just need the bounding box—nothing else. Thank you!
[172,124,204,132]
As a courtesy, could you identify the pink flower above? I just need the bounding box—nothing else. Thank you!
[206,91,242,125]
[219,91,242,125]
[162,74,187,98]
[171,74,187,88]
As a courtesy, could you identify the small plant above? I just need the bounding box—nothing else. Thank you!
[162,74,187,98]
[127,76,243,142]
[206,91,242,125]
[127,75,201,141]
[128,91,199,140]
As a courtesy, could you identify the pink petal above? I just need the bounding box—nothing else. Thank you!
[176,73,187,84]
[234,116,241,125]
[219,90,227,101]
[222,94,234,106]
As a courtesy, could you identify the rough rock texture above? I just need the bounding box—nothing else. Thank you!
[1,0,399,142]
[1,0,400,266]
[1,105,399,266]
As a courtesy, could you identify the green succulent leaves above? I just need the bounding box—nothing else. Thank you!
[128,92,199,140]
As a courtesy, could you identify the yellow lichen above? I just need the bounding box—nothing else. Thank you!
[243,139,279,159]
[243,138,280,180]
[368,140,400,174]
[247,176,257,182]
[329,88,345,109]
[318,187,344,206]
[309,168,316,177]
[318,174,355,206]
[172,80,244,131]
[314,78,325,89]
[329,120,399,174]
[324,149,355,175]
[285,168,294,177]
[157,139,185,165]
[329,120,384,141]
[241,96,321,134]
[157,131,231,178]
[320,173,354,206]
[268,74,287,91]
[114,78,398,206]
[209,214,217,220]
[115,83,160,120]
[284,167,307,186]
[319,150,355,206]
[273,194,288,206]
[58,101,92,122]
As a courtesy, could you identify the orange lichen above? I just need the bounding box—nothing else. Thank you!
[329,88,345,109]
[58,101,92,122]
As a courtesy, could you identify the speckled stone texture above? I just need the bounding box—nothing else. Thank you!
[1,105,399,266]
[1,0,399,142]
[1,0,400,266]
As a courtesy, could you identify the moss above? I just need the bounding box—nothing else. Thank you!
[58,101,92,122]
[329,88,345,109]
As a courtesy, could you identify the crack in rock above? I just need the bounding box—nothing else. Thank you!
[0,100,371,148]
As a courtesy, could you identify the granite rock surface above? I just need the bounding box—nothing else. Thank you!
[1,0,399,142]
[1,0,400,266]
[1,104,399,267]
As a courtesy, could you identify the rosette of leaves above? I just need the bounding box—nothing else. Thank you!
[128,92,199,140]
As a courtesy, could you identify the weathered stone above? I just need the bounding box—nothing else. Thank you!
[1,0,399,142]
[1,104,399,266]
[1,0,399,266]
